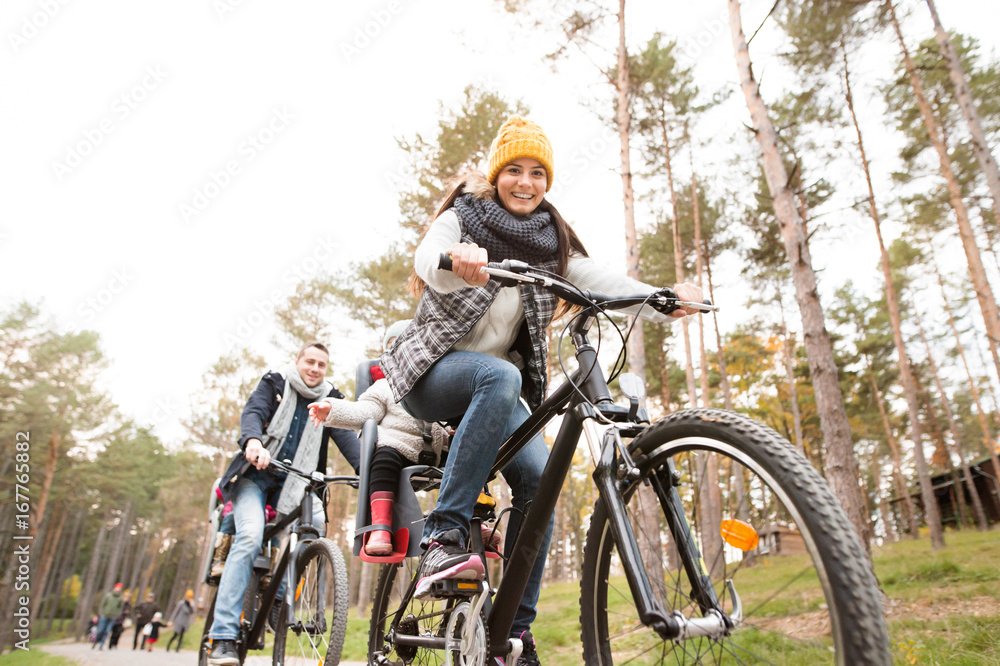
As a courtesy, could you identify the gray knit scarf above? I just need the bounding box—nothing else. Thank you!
[263,363,330,514]
[452,193,559,265]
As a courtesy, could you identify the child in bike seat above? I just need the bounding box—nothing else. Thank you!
[309,321,500,557]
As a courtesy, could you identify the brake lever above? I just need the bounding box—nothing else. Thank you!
[674,299,720,313]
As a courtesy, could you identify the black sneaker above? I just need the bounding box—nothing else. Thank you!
[414,529,485,598]
[208,639,239,665]
[516,630,540,666]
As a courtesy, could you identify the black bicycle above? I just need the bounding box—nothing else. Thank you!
[367,257,891,665]
[198,460,356,666]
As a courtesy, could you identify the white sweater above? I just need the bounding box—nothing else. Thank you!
[320,379,448,464]
[414,209,672,361]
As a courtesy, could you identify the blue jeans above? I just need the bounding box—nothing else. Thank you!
[94,615,114,647]
[401,351,554,635]
[208,476,325,640]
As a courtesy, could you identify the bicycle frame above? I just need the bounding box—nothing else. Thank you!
[384,311,731,659]
[486,313,730,655]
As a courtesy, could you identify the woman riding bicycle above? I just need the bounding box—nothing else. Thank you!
[379,115,702,666]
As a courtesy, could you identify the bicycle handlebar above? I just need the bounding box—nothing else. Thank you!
[267,458,359,488]
[437,253,718,314]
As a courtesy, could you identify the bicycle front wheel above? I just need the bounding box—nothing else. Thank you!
[580,409,890,665]
[272,537,349,666]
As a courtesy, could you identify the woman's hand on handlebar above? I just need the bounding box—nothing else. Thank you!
[448,242,489,287]
[308,400,331,426]
[670,282,704,318]
[244,439,271,470]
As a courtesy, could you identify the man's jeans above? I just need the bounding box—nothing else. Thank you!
[208,476,324,640]
[94,615,114,647]
[401,351,554,635]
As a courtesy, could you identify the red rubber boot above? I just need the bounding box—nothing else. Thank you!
[366,491,395,557]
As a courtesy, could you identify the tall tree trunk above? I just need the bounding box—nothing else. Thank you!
[778,299,804,454]
[129,532,151,594]
[729,0,872,555]
[925,0,1000,233]
[139,542,159,600]
[914,306,990,530]
[869,371,917,537]
[888,1,1000,385]
[845,53,944,549]
[102,501,134,591]
[929,246,1000,498]
[29,428,64,539]
[615,0,665,590]
[656,338,672,411]
[688,154,724,577]
[690,155,712,408]
[31,506,67,619]
[75,512,111,640]
[46,508,86,635]
[705,257,733,412]
[660,119,698,406]
[871,445,898,543]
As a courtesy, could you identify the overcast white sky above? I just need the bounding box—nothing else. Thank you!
[2,0,998,447]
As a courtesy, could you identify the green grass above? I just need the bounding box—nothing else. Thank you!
[1,648,75,665]
[337,528,1000,665]
[132,529,1000,664]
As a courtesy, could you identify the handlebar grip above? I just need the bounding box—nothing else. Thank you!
[438,253,454,272]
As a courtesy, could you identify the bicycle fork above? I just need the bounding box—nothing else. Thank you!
[585,420,743,642]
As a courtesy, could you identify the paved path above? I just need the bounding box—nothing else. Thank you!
[40,639,366,665]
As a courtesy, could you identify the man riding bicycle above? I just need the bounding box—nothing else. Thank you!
[208,341,361,665]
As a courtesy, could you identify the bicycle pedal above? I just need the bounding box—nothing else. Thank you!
[426,578,486,598]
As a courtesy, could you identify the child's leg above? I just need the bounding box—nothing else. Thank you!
[209,510,236,581]
[366,448,409,556]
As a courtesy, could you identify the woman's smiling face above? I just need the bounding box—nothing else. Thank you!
[495,158,547,216]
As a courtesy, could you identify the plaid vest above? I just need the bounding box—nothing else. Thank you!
[381,229,557,411]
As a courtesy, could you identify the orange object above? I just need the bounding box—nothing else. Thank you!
[720,519,759,552]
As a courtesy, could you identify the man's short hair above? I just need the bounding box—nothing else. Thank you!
[297,341,329,360]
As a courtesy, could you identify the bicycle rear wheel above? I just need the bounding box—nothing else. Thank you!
[580,409,890,665]
[238,569,262,664]
[272,537,348,666]
[197,589,216,666]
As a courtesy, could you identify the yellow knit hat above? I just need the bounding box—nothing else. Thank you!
[487,115,554,191]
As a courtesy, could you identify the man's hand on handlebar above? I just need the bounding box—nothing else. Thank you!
[245,438,271,470]
[447,242,489,287]
[670,282,704,318]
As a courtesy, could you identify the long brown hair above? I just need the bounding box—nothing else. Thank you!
[408,173,589,320]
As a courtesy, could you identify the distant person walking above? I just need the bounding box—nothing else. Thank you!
[108,590,132,649]
[92,582,125,650]
[132,592,159,650]
[165,590,195,652]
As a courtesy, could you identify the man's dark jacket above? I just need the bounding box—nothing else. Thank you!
[134,600,158,625]
[219,370,361,502]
